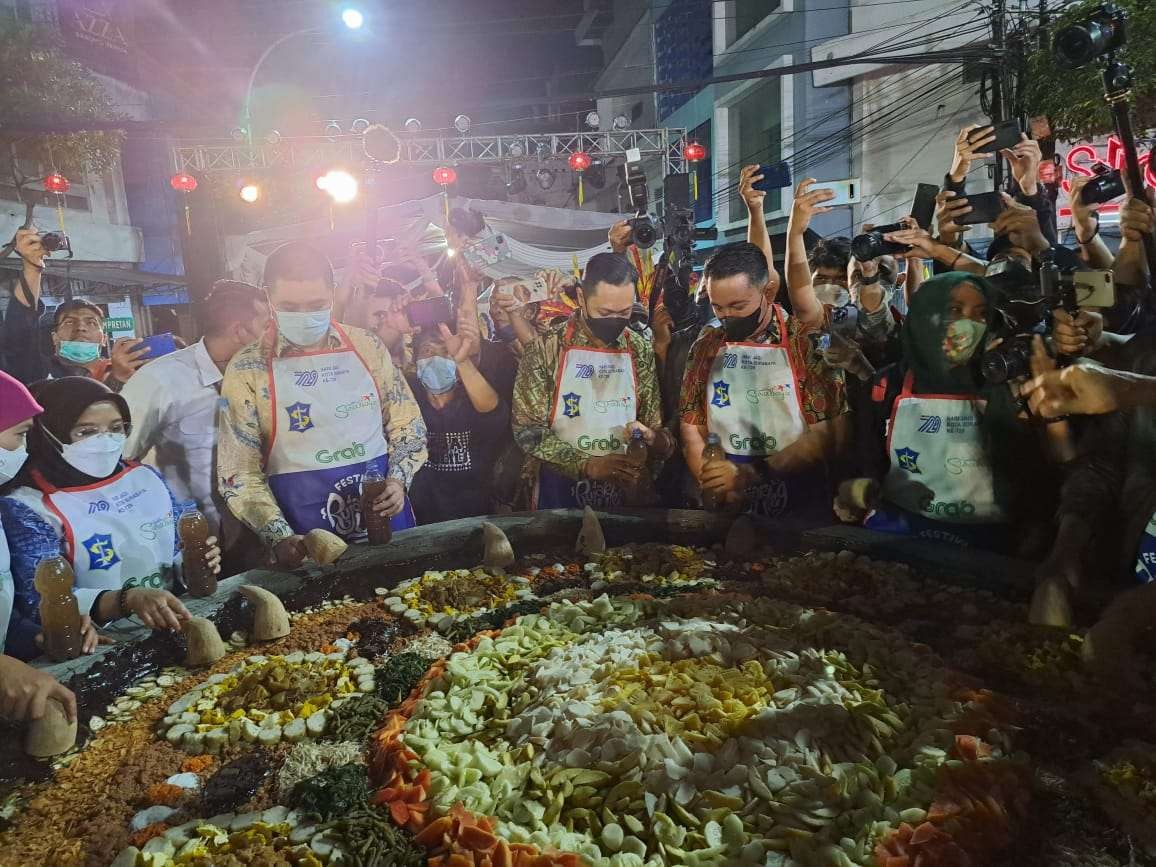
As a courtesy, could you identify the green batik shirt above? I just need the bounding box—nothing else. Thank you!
[511,313,663,481]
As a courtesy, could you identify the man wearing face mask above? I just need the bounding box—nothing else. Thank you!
[680,243,850,519]
[121,281,269,566]
[511,253,672,509]
[217,242,427,570]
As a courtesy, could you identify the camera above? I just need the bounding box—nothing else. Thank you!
[980,250,1081,384]
[628,215,659,250]
[40,232,72,257]
[1054,2,1127,69]
[850,222,907,261]
[1079,162,1126,205]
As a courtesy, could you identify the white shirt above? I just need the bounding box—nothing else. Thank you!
[121,339,223,530]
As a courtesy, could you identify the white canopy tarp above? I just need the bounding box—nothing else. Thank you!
[226,194,629,286]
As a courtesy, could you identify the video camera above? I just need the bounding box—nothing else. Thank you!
[1080,162,1126,206]
[851,223,907,261]
[980,250,1111,383]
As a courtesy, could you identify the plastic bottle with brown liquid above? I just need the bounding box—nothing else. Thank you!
[34,556,83,662]
[179,504,216,597]
[700,433,727,511]
[625,428,650,506]
[360,464,393,545]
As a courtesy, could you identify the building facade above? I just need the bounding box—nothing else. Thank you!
[588,0,855,258]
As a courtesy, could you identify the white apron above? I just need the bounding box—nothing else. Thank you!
[705,308,807,459]
[703,310,824,518]
[537,322,639,509]
[30,464,178,617]
[1134,510,1156,583]
[266,324,412,539]
[0,525,12,651]
[880,372,1006,524]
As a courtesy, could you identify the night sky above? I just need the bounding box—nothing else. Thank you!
[135,0,603,137]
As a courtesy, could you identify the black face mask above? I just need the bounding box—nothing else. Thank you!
[720,304,764,342]
[584,308,629,344]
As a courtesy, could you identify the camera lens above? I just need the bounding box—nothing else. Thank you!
[630,218,658,250]
[1055,24,1097,67]
[851,232,883,262]
[980,349,1012,384]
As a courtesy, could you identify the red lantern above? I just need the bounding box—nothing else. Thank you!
[684,141,707,163]
[568,151,592,172]
[432,166,457,186]
[170,172,198,193]
[684,141,707,202]
[44,173,70,194]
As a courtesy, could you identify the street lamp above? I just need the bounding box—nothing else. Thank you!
[242,9,367,146]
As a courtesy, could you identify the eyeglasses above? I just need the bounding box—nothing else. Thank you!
[70,420,132,441]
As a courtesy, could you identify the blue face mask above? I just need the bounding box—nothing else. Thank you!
[276,308,331,347]
[417,356,458,394]
[58,340,101,364]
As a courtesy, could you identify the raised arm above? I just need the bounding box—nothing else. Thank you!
[739,165,781,300]
[785,179,836,328]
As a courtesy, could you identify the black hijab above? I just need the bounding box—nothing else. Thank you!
[21,376,131,489]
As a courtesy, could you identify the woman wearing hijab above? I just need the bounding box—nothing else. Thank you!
[0,372,83,721]
[835,272,1067,552]
[0,377,220,661]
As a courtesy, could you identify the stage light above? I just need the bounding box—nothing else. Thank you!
[507,166,527,195]
[265,130,282,145]
[445,248,457,258]
[350,118,371,134]
[341,8,364,29]
[454,115,471,134]
[404,118,422,132]
[536,168,556,191]
[239,183,261,204]
[612,114,631,130]
[317,169,358,203]
[507,141,524,158]
[585,111,600,129]
[324,120,342,139]
[230,127,247,142]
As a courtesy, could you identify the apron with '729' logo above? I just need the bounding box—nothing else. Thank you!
[265,323,414,539]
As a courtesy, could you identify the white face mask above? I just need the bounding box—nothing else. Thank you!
[0,443,27,485]
[276,309,332,347]
[61,433,126,478]
[814,282,851,308]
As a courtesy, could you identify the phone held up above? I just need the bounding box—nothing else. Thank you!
[405,296,453,330]
[955,191,1006,226]
[136,332,178,361]
[969,120,1023,156]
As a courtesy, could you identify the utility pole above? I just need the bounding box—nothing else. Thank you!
[990,0,1006,191]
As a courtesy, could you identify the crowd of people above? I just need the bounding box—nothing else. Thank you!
[1,121,1154,724]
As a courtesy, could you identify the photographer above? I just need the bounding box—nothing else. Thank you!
[2,228,147,388]
[943,124,1057,245]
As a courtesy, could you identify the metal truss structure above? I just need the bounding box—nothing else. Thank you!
[171,128,689,178]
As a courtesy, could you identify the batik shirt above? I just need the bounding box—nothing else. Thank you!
[217,325,427,546]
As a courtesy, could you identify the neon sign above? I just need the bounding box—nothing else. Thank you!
[1057,134,1156,219]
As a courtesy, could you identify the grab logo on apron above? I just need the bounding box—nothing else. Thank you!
[703,310,814,519]
[881,372,1005,524]
[704,309,807,460]
[265,324,412,539]
[32,464,178,596]
[536,322,639,510]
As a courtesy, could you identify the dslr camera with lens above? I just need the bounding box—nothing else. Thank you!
[1054,2,1127,69]
[850,223,908,261]
[40,232,72,257]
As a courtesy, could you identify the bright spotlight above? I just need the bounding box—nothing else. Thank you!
[350,118,371,134]
[585,111,600,129]
[318,169,358,203]
[445,247,457,258]
[454,115,472,134]
[404,118,422,132]
[239,183,261,203]
[612,114,631,130]
[229,127,247,142]
[341,8,364,29]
